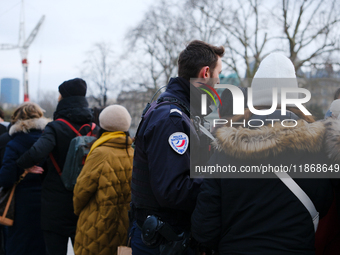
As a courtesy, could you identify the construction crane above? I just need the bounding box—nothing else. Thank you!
[0,0,45,102]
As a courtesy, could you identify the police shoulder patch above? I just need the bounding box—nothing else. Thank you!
[168,132,189,155]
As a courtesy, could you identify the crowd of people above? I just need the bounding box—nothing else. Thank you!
[0,40,339,255]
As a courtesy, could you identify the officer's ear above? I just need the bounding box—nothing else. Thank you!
[198,66,210,79]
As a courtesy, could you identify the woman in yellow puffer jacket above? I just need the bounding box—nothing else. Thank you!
[73,105,133,255]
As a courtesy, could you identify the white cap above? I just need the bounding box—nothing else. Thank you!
[251,53,298,107]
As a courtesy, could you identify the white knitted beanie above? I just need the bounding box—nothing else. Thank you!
[330,99,340,118]
[251,53,298,106]
[99,105,131,132]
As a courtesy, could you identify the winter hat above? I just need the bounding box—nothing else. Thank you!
[251,53,298,107]
[99,105,131,132]
[58,78,87,98]
[330,99,340,118]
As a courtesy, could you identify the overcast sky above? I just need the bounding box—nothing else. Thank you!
[0,0,155,103]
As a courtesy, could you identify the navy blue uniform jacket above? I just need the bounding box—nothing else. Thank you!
[132,77,203,227]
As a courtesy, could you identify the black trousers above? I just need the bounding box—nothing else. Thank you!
[0,226,4,255]
[43,231,75,255]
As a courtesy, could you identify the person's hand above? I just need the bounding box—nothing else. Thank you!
[25,165,44,174]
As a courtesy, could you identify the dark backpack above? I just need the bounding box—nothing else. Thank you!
[50,119,97,191]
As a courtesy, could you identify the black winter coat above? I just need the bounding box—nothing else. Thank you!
[192,117,334,255]
[0,132,10,168]
[0,118,49,255]
[17,96,95,236]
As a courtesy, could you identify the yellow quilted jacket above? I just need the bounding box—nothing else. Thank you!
[73,136,133,255]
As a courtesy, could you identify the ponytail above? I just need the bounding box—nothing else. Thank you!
[124,131,130,156]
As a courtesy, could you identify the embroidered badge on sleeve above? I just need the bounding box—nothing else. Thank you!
[168,132,189,155]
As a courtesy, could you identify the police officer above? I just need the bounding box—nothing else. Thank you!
[130,40,224,254]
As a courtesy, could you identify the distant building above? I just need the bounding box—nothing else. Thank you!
[117,88,155,136]
[1,78,20,105]
[299,65,340,115]
[299,77,340,114]
[86,95,116,109]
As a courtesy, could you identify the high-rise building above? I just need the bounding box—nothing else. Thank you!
[1,78,20,105]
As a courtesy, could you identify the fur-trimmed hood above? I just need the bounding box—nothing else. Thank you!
[9,117,50,136]
[323,118,340,163]
[213,119,340,161]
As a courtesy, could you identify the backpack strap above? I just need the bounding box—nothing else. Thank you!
[55,118,81,136]
[56,118,96,137]
[135,97,190,139]
[79,123,90,132]
[83,123,96,137]
[50,119,96,175]
[157,97,191,117]
[275,171,319,232]
[49,153,62,176]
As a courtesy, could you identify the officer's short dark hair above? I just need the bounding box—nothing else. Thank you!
[0,109,4,120]
[178,40,225,81]
[334,88,340,100]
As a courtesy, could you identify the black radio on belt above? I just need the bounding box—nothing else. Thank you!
[141,215,190,255]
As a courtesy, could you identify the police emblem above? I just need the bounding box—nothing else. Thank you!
[168,132,189,155]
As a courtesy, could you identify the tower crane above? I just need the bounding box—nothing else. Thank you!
[0,0,45,102]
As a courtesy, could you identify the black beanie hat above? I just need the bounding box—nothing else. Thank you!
[58,78,87,98]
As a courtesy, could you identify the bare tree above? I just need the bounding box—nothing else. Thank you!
[278,0,340,72]
[187,0,340,78]
[125,0,192,92]
[81,42,116,107]
[183,1,223,44]
[123,0,340,94]
[187,0,272,81]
